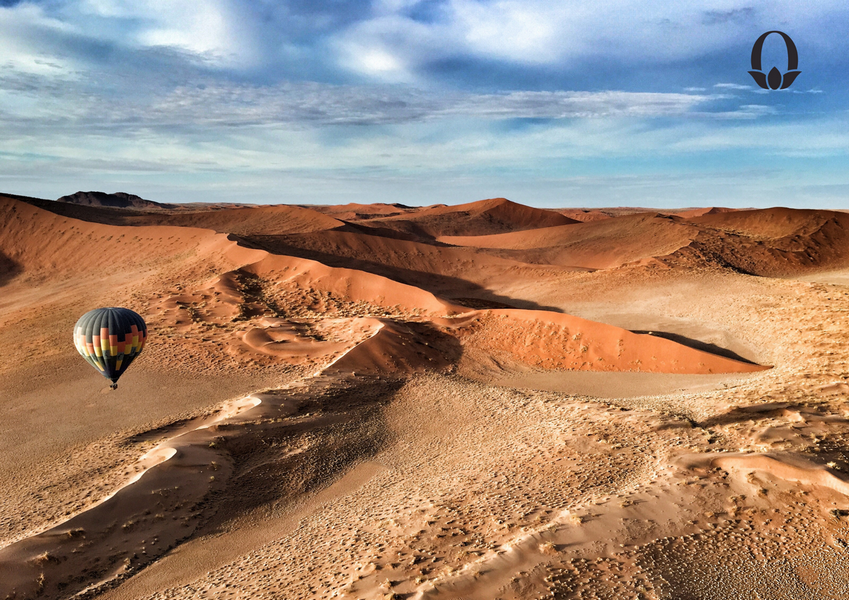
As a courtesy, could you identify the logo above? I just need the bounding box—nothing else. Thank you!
[748,31,801,90]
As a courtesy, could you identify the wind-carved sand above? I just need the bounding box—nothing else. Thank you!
[0,393,264,595]
[2,193,849,599]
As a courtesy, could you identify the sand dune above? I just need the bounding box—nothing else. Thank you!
[363,197,578,238]
[156,205,346,236]
[447,308,768,375]
[672,206,737,219]
[239,227,565,301]
[689,206,846,237]
[2,193,849,600]
[666,208,849,276]
[0,195,258,277]
[555,208,614,222]
[10,194,344,235]
[440,213,697,269]
[304,202,416,221]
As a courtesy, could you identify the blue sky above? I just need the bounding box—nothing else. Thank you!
[0,0,847,208]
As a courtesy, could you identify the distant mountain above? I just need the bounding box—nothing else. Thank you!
[56,191,174,210]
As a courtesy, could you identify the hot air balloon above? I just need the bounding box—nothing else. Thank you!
[73,307,147,389]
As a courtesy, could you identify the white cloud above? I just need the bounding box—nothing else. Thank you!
[450,0,569,64]
[714,82,752,90]
[0,75,730,129]
[334,13,444,83]
[0,3,79,77]
[446,91,720,119]
[328,0,849,80]
[138,4,230,56]
[339,43,412,81]
[72,0,257,67]
[667,119,849,156]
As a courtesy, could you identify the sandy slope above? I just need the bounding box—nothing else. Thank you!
[1,194,848,600]
[15,194,345,235]
[357,198,578,239]
[438,213,697,269]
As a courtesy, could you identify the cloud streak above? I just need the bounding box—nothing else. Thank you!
[0,68,742,133]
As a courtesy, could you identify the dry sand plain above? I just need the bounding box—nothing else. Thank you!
[1,193,849,599]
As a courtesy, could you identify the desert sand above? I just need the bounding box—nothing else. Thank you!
[1,193,849,599]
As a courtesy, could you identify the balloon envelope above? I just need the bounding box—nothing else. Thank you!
[73,307,147,387]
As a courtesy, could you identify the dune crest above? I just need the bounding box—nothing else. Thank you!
[363,197,577,238]
[448,309,767,375]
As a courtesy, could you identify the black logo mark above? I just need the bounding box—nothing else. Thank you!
[748,31,801,90]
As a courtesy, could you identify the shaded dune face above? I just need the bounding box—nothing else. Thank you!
[667,208,849,276]
[437,213,698,270]
[347,197,579,239]
[4,194,849,600]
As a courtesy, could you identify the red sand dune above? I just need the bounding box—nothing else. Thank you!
[239,227,554,294]
[241,317,371,362]
[440,213,697,269]
[304,202,416,221]
[324,319,458,375]
[689,206,848,238]
[555,209,614,222]
[21,193,849,279]
[446,309,767,374]
[243,253,461,316]
[7,194,344,236]
[0,195,256,276]
[0,194,766,379]
[0,195,455,316]
[313,306,768,377]
[158,205,346,236]
[664,207,849,276]
[672,207,737,219]
[365,197,577,238]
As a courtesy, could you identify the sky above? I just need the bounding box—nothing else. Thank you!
[0,0,847,208]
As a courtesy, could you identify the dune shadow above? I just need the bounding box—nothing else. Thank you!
[199,377,408,530]
[0,251,22,287]
[697,402,799,428]
[235,235,565,313]
[336,221,455,246]
[630,330,759,365]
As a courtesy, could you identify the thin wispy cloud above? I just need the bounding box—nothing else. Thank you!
[714,83,753,90]
[0,74,734,131]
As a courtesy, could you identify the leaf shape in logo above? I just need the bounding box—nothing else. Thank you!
[780,71,801,89]
[748,71,768,89]
[768,67,782,90]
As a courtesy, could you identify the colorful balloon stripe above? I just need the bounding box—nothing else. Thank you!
[73,307,147,387]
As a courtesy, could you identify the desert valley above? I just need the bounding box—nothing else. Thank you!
[1,191,849,600]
